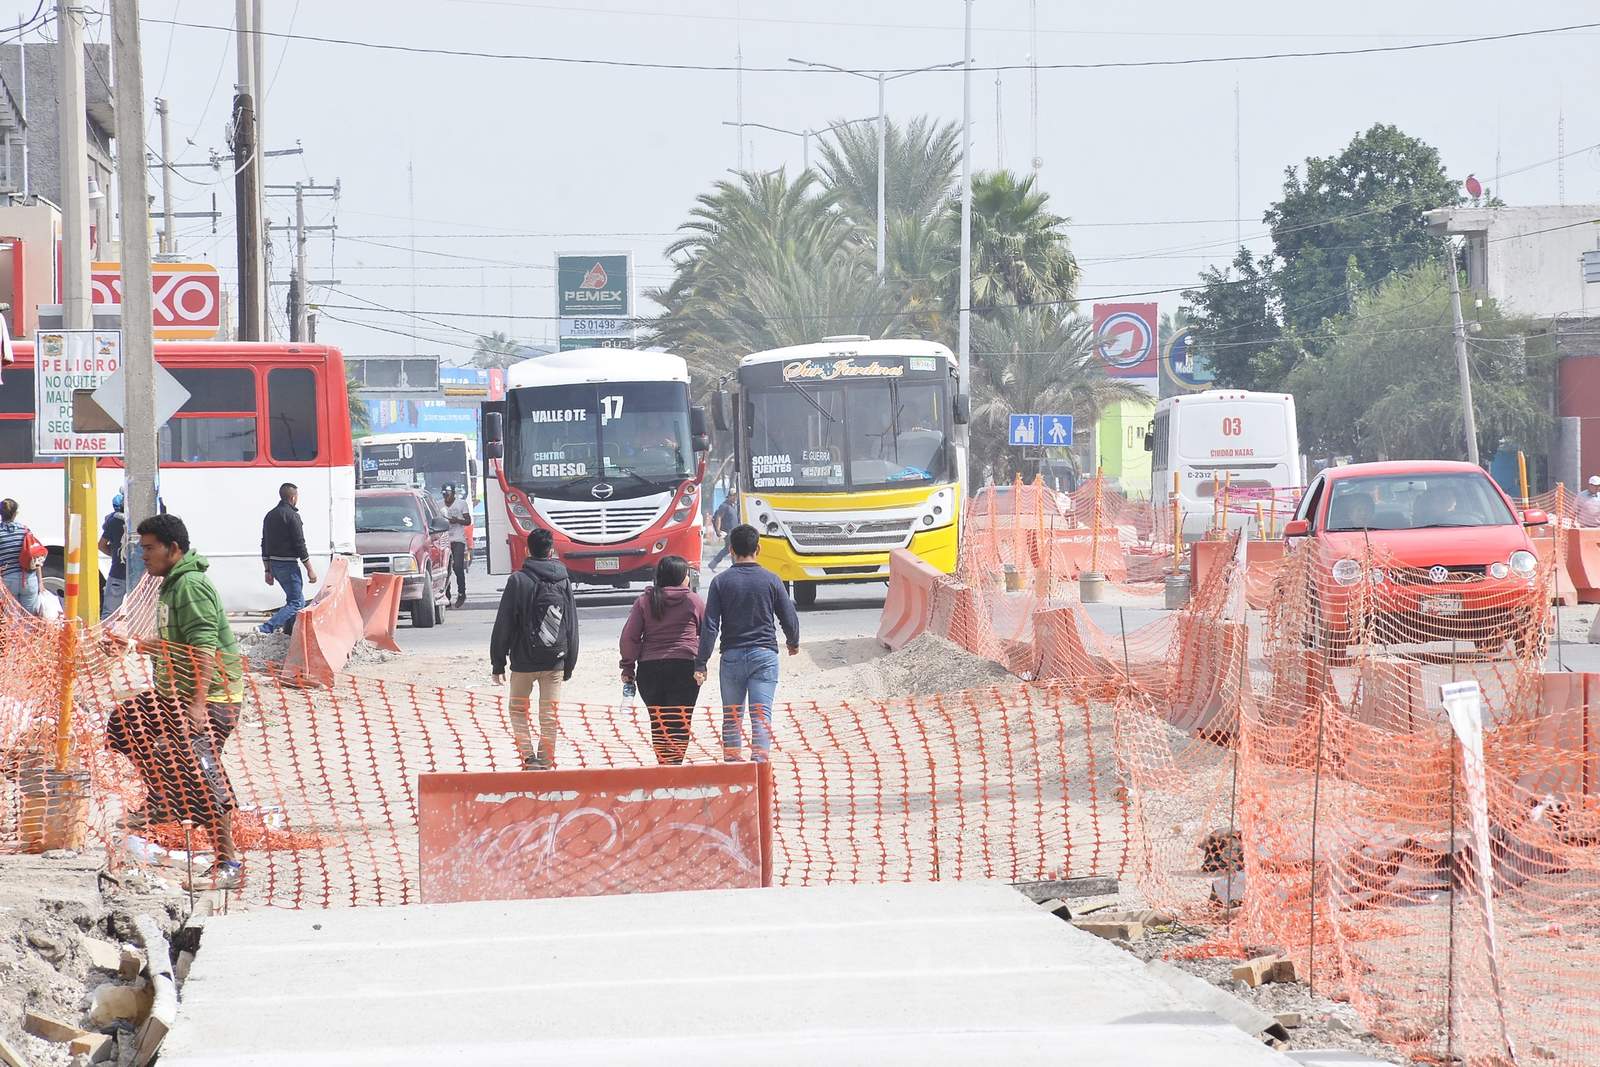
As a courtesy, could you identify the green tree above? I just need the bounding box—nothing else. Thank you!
[347,372,371,435]
[1183,248,1296,390]
[941,170,1078,318]
[1285,263,1550,461]
[969,307,1146,480]
[1267,123,1459,337]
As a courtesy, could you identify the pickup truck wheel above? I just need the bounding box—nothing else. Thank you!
[412,572,437,629]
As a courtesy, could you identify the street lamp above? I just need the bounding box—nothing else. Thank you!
[787,56,963,277]
[719,116,876,174]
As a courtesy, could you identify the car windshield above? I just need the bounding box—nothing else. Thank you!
[1324,472,1516,532]
[356,497,425,533]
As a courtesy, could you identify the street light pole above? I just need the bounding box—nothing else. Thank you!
[877,73,887,277]
[1445,245,1481,466]
[958,0,974,413]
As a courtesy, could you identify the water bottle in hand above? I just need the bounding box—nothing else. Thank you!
[622,681,637,703]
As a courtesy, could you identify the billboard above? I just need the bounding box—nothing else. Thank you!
[89,261,222,340]
[1159,326,1215,397]
[1092,303,1159,381]
[556,252,634,350]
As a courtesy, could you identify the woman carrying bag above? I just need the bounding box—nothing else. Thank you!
[619,555,705,764]
[0,498,45,615]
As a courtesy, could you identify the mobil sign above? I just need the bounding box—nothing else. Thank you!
[1092,302,1159,380]
[90,261,222,339]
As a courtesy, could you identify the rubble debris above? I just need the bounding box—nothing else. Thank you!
[1231,954,1297,988]
[1073,919,1144,942]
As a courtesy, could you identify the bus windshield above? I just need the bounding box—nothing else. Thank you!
[360,439,470,501]
[747,377,950,492]
[506,380,692,496]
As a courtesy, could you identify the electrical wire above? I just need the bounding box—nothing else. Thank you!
[138,15,1600,75]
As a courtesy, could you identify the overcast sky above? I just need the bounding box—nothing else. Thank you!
[91,0,1600,360]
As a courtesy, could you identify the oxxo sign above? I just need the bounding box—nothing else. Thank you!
[90,261,222,339]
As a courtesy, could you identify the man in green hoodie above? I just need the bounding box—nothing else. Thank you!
[136,513,246,890]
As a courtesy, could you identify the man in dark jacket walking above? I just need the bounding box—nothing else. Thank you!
[695,524,799,763]
[260,483,317,634]
[491,527,579,769]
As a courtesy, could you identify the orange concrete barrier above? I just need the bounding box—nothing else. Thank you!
[350,572,404,652]
[281,557,366,687]
[417,762,772,903]
[1565,528,1600,603]
[876,548,944,651]
[1530,535,1578,606]
[1191,538,1284,606]
[1034,606,1114,685]
[1503,673,1600,798]
[1166,614,1247,738]
[1036,529,1130,581]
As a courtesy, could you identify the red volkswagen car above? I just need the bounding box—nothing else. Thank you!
[1283,461,1549,655]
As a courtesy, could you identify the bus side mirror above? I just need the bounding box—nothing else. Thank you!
[483,411,504,461]
[712,390,730,433]
[953,393,971,425]
[1143,432,1154,452]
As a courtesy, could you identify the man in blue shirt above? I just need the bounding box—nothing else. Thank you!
[98,493,127,618]
[694,524,800,762]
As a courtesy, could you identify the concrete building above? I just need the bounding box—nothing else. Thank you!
[1425,205,1600,320]
[0,42,115,245]
[1097,395,1156,498]
[1426,205,1600,491]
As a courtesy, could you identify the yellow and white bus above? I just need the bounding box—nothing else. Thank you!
[716,337,966,607]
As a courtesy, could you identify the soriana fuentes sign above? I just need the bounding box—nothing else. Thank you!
[90,261,222,339]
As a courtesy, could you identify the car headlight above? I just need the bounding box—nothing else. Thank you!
[1331,558,1362,586]
[1509,550,1537,577]
[1369,568,1386,584]
[1488,561,1510,580]
[390,555,418,574]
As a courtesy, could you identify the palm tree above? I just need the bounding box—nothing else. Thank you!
[941,170,1078,318]
[969,307,1147,480]
[647,168,902,389]
[347,371,371,435]
[815,115,960,227]
[472,331,524,369]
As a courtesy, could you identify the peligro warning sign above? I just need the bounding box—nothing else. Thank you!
[34,329,124,456]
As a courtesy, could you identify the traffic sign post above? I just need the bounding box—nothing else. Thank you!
[1009,413,1040,447]
[1041,414,1074,447]
[34,330,124,456]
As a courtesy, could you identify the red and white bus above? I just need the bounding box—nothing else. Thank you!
[482,351,708,586]
[0,341,357,611]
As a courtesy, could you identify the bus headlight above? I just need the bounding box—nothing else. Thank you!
[508,498,534,524]
[766,521,780,536]
[1331,558,1361,585]
[1509,550,1537,577]
[390,555,418,574]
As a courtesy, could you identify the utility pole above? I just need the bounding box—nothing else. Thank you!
[289,182,306,340]
[957,0,974,449]
[1445,247,1480,466]
[59,0,98,622]
[233,0,265,340]
[113,0,158,591]
[1234,83,1242,249]
[154,96,175,254]
[876,73,887,277]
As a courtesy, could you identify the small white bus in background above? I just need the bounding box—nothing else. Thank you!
[356,432,478,506]
[1149,390,1301,539]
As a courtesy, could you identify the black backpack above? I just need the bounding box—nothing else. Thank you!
[518,571,569,657]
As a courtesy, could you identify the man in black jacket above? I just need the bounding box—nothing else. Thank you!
[259,483,318,634]
[491,527,579,770]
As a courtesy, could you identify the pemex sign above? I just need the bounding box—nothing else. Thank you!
[556,252,634,350]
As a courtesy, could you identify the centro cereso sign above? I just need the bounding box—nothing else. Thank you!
[556,254,630,317]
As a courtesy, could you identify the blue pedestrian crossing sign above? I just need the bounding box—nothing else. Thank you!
[1008,413,1040,446]
[1041,414,1074,447]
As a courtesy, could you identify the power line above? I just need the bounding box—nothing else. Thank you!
[139,15,1600,75]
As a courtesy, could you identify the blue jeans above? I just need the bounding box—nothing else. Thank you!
[265,560,305,631]
[101,575,126,619]
[2,569,41,615]
[719,646,780,760]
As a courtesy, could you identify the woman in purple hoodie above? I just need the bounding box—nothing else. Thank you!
[619,555,706,764]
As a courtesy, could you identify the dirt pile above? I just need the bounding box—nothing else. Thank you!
[235,628,399,671]
[876,633,1016,696]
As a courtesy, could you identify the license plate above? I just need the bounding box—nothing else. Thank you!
[1421,594,1462,616]
[594,558,620,572]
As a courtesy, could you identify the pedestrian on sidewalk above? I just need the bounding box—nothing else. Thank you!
[694,524,799,763]
[442,484,471,607]
[491,527,579,770]
[259,483,317,634]
[0,498,45,616]
[706,491,738,571]
[98,492,127,618]
[132,513,246,890]
[619,555,705,764]
[1578,475,1600,527]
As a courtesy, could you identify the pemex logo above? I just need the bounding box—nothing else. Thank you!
[560,254,627,312]
[580,262,608,290]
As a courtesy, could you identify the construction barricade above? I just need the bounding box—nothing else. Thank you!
[876,548,943,651]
